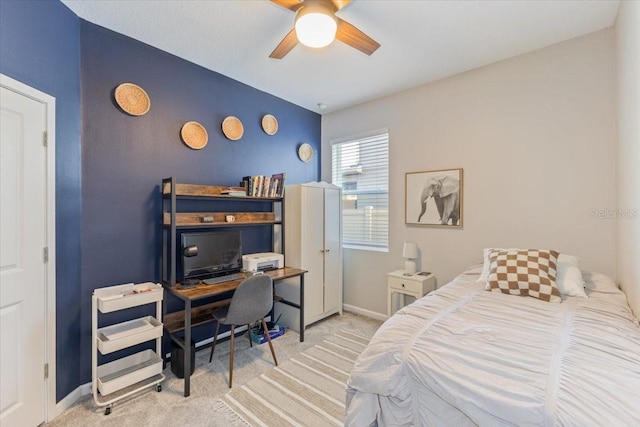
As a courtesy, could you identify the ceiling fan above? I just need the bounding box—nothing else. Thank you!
[269,0,380,59]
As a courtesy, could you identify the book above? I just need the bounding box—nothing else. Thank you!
[221,186,247,195]
[240,176,252,196]
[271,172,286,197]
[262,176,271,197]
[251,176,260,197]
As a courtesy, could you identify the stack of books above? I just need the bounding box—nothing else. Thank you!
[220,186,248,197]
[240,173,285,197]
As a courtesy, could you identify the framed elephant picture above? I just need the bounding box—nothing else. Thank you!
[405,168,463,227]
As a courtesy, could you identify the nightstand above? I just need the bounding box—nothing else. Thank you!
[387,270,435,316]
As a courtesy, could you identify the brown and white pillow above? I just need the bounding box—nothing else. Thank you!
[485,249,561,302]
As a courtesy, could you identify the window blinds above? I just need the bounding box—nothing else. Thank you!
[332,132,389,251]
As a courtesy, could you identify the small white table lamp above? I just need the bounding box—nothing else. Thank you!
[403,242,418,276]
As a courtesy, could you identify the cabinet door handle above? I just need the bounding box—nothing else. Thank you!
[325,249,330,253]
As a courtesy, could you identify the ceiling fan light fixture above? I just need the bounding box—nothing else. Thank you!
[294,3,337,48]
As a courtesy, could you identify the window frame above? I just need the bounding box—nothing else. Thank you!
[331,128,389,252]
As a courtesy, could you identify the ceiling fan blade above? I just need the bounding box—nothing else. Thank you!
[269,28,299,59]
[330,0,351,11]
[335,18,380,56]
[271,0,303,12]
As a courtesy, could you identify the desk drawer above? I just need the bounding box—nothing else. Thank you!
[388,276,421,293]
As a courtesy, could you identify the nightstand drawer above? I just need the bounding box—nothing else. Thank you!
[388,276,422,293]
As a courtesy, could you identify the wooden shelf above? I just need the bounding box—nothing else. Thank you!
[162,182,281,201]
[163,299,232,334]
[163,296,283,335]
[163,212,278,227]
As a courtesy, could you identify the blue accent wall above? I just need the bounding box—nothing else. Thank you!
[1,0,320,403]
[0,0,82,401]
[78,22,320,386]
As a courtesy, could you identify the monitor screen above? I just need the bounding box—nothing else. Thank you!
[180,230,242,280]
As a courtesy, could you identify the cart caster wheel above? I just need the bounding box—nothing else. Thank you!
[157,384,162,392]
[104,406,112,415]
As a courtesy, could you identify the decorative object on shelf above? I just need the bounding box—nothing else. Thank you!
[222,116,244,140]
[298,143,313,162]
[180,121,208,150]
[114,83,151,116]
[261,114,279,135]
[402,242,418,276]
[405,168,463,227]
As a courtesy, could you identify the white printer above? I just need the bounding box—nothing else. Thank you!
[242,252,284,272]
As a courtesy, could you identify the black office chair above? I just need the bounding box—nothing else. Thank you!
[208,274,278,387]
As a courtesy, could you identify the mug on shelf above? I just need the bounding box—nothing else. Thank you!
[225,215,236,223]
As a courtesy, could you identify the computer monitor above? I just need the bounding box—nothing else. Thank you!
[180,230,242,281]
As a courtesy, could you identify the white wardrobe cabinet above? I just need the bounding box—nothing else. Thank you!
[277,182,342,330]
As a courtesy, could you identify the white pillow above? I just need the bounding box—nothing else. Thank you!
[582,272,620,293]
[477,248,586,297]
[555,254,587,297]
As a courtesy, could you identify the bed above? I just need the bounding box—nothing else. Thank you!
[346,256,640,426]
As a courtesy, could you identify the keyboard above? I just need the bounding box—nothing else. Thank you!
[202,273,244,285]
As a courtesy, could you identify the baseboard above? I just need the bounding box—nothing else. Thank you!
[342,304,387,321]
[54,382,91,419]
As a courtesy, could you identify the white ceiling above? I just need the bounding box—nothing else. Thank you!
[61,0,620,114]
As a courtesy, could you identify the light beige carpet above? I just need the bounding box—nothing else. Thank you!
[214,330,371,426]
[47,312,381,427]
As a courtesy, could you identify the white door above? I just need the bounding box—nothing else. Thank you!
[323,188,341,313]
[1,86,47,427]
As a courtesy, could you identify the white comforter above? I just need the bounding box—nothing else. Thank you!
[346,267,640,427]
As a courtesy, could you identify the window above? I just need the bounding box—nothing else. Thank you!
[332,131,388,251]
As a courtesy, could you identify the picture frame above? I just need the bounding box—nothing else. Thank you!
[405,168,463,227]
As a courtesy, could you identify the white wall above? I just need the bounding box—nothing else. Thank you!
[615,1,640,317]
[322,29,617,316]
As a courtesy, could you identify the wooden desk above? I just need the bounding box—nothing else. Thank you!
[162,267,306,397]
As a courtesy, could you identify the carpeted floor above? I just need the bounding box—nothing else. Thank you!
[47,312,382,426]
[216,329,371,426]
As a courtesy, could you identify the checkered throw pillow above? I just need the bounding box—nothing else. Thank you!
[485,249,561,302]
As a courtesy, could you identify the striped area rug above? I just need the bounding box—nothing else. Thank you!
[214,329,370,426]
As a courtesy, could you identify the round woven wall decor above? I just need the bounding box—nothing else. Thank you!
[298,143,313,162]
[261,114,278,135]
[181,121,208,150]
[222,116,244,141]
[114,83,150,116]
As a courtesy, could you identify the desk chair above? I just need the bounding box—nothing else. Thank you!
[208,275,278,387]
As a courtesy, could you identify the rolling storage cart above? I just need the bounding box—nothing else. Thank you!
[92,282,165,415]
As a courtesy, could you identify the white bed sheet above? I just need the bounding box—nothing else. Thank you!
[346,268,640,427]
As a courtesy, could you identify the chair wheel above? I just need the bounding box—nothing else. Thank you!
[157,384,162,392]
[104,406,112,415]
